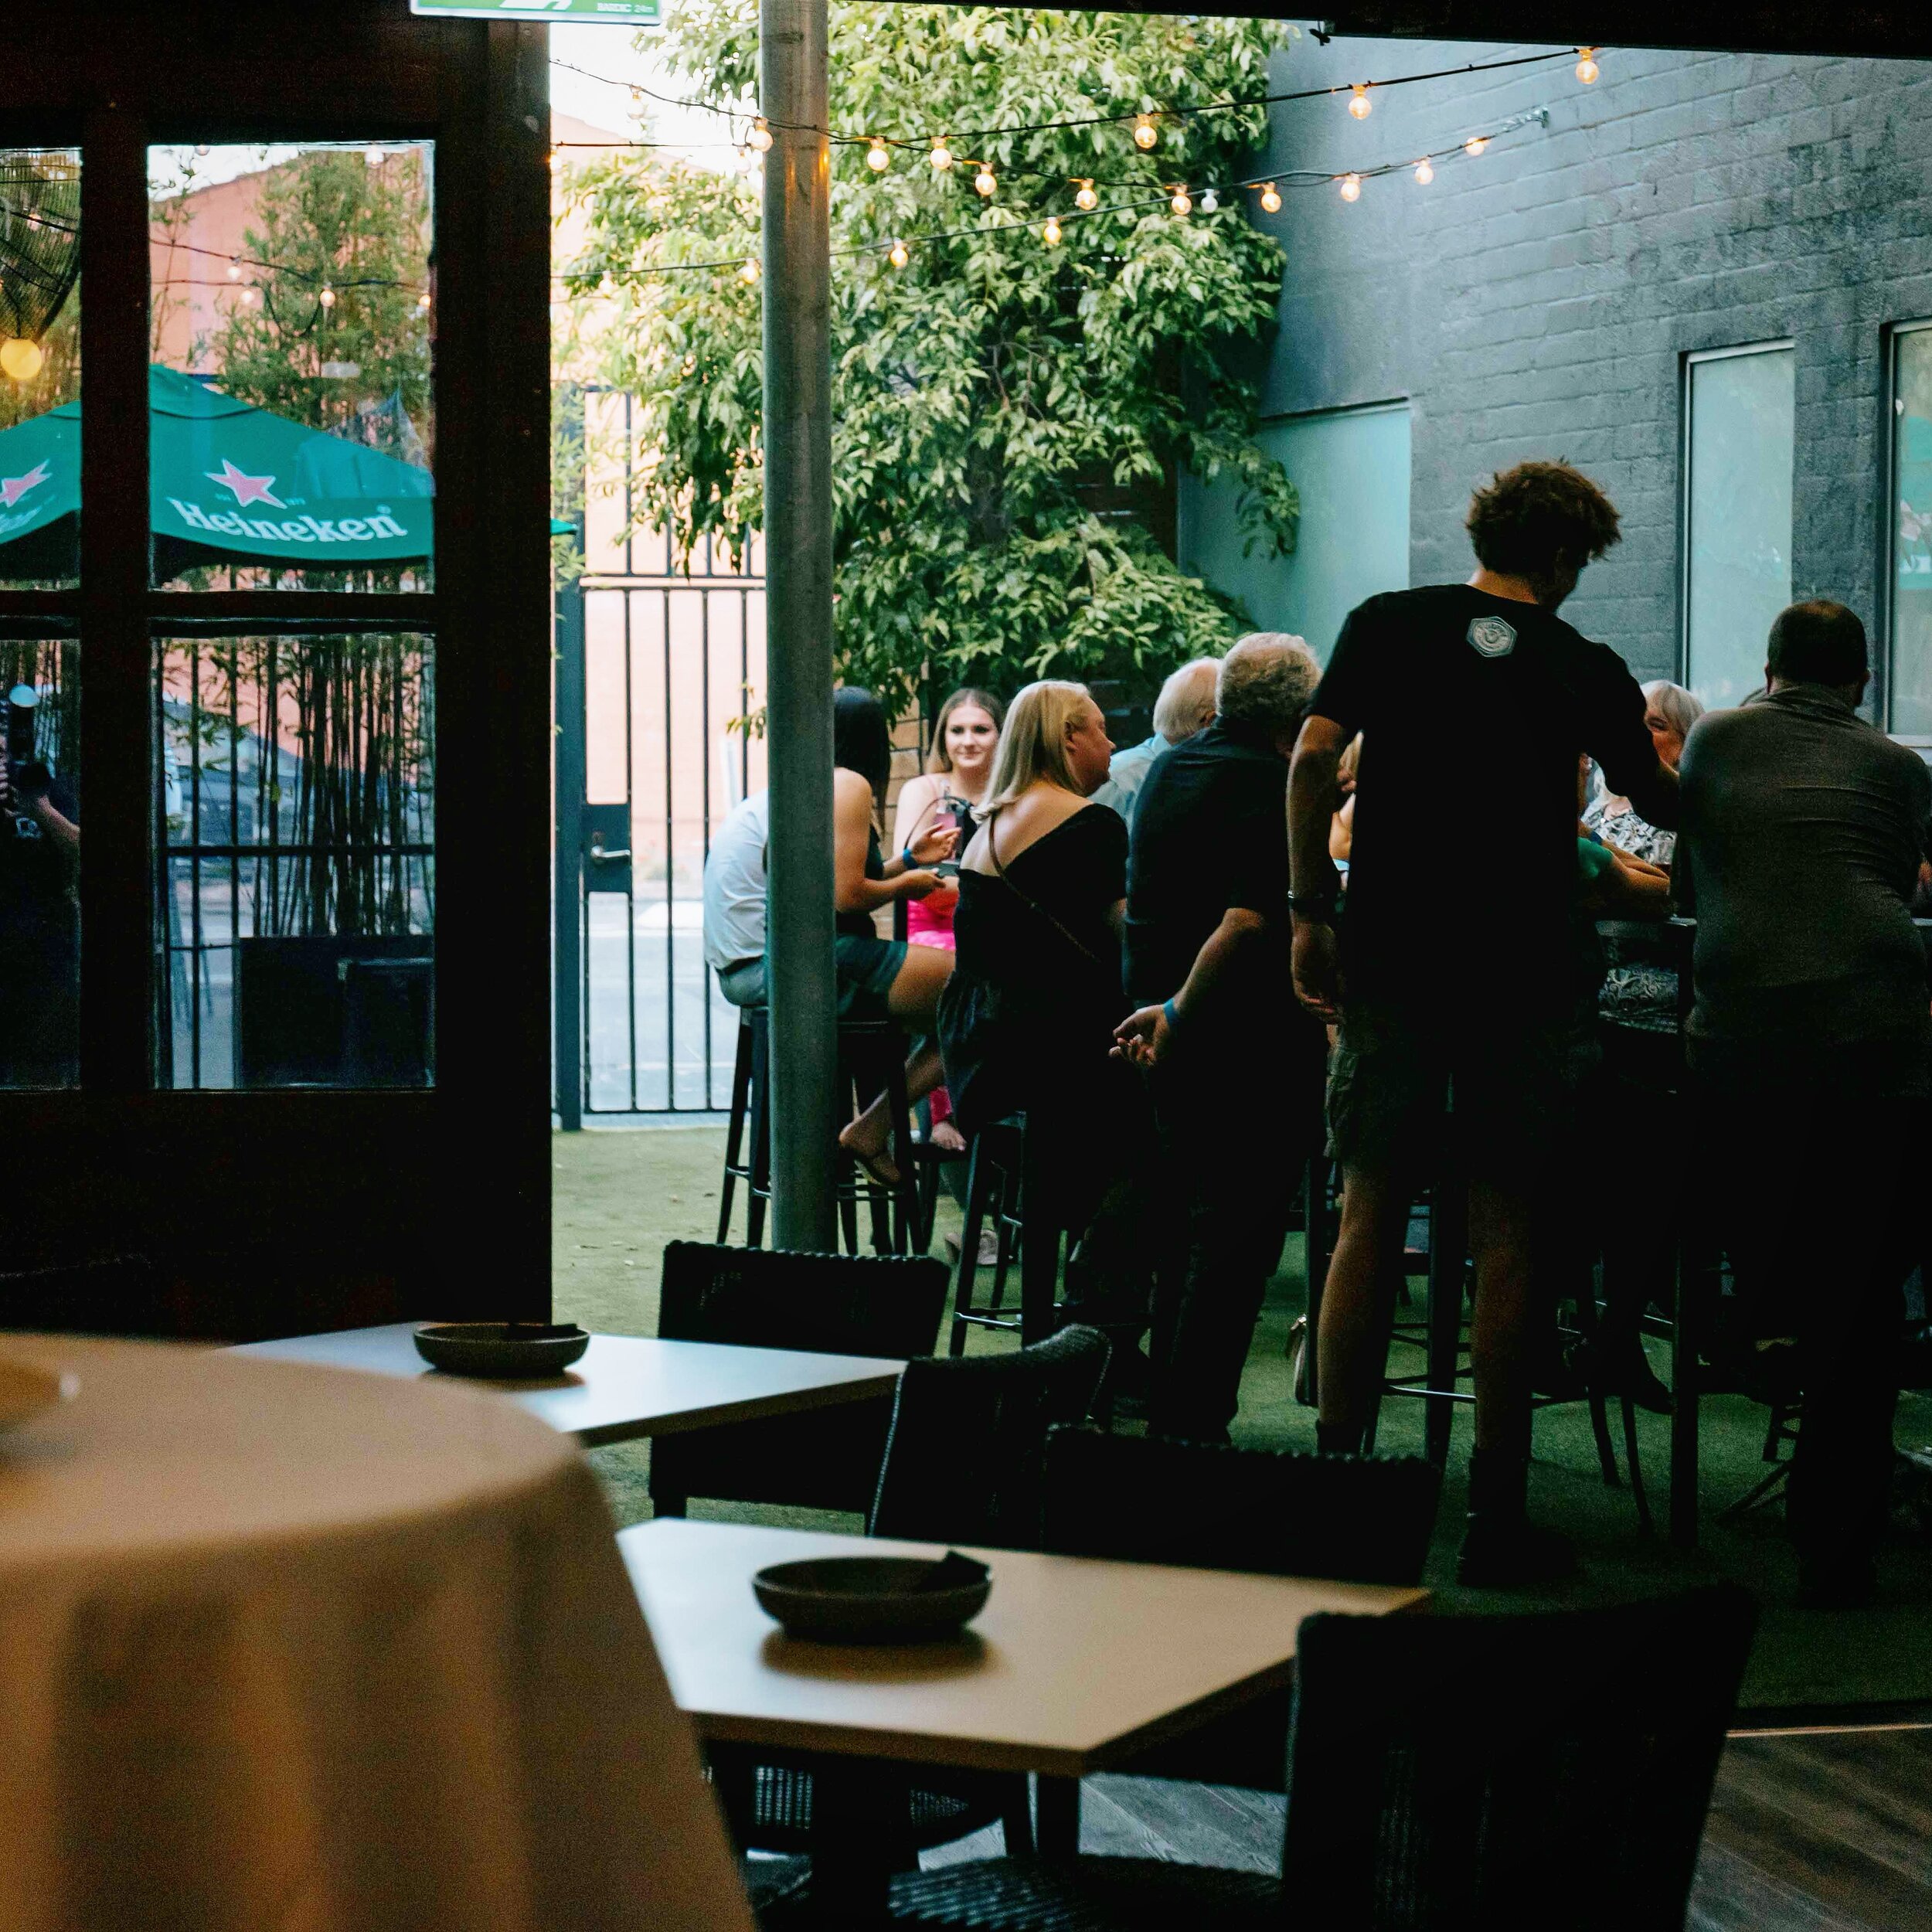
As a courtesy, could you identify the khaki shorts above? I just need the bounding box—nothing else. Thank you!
[1325,1000,1583,1177]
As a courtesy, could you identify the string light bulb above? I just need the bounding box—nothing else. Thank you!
[242,287,260,308]
[1338,173,1362,202]
[866,137,889,172]
[1043,216,1062,246]
[416,290,431,311]
[1464,134,1488,156]
[1349,84,1372,120]
[974,165,996,198]
[1414,158,1434,185]
[1170,188,1192,216]
[226,257,241,281]
[1199,189,1219,214]
[0,338,44,383]
[930,138,952,171]
[748,120,774,153]
[1259,182,1282,213]
[194,143,209,158]
[740,257,760,283]
[888,239,909,268]
[548,151,563,174]
[1132,116,1158,151]
[1075,180,1097,211]
[364,147,386,168]
[1576,48,1600,84]
[318,284,336,308]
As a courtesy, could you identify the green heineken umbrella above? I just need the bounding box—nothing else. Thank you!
[0,363,432,576]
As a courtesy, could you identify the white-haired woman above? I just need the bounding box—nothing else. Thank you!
[1583,679,1702,867]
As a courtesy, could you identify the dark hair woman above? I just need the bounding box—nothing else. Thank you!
[829,687,960,1185]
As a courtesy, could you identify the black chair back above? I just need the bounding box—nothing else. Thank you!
[648,1240,947,1518]
[1042,1428,1442,1586]
[1283,1586,1756,1929]
[868,1326,1111,1549]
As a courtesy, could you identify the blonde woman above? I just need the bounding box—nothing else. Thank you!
[940,680,1155,1387]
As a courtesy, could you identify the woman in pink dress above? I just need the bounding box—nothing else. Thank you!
[891,688,1004,1154]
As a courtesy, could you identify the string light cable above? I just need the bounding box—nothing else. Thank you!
[549,43,1604,154]
[554,109,1551,290]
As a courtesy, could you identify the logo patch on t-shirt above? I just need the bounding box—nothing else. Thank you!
[1467,615,1517,658]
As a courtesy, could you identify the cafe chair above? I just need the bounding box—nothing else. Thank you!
[719,1332,1111,1881]
[855,1585,1757,1931]
[647,1240,946,1521]
[1037,1430,1441,1801]
[870,1326,1114,1550]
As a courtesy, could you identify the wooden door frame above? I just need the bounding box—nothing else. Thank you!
[0,2,550,1337]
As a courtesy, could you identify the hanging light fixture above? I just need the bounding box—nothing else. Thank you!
[930,138,953,172]
[1199,189,1219,213]
[974,165,997,198]
[1338,173,1362,202]
[318,284,337,308]
[0,339,45,383]
[748,120,774,152]
[1259,182,1282,213]
[866,138,889,172]
[888,239,909,268]
[1075,180,1097,211]
[1576,48,1600,84]
[1349,84,1372,120]
[1043,217,1062,246]
[1464,134,1488,156]
[740,257,760,283]
[1170,187,1192,216]
[1132,116,1158,151]
[1414,158,1434,185]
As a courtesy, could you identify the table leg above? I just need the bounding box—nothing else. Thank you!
[1035,1774,1080,1860]
[808,1760,910,1919]
[1426,1179,1466,1468]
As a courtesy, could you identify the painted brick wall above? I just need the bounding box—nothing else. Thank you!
[1240,35,1932,690]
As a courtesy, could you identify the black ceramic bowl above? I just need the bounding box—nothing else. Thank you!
[413,1321,590,1377]
[752,1556,992,1644]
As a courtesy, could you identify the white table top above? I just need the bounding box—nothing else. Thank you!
[229,1324,904,1446]
[0,1335,750,1932]
[621,1518,1427,1777]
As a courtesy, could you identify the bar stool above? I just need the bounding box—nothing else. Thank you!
[715,1006,923,1254]
[945,1113,1074,1353]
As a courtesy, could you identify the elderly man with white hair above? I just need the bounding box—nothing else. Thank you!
[1114,632,1330,1442]
[1090,655,1221,828]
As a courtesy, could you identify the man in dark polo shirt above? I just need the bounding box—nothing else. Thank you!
[1676,599,1931,1607]
[1114,634,1329,1442]
[1286,461,1679,1584]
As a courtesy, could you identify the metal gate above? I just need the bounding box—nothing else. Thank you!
[553,392,767,1122]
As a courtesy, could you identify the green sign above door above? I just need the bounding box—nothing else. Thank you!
[410,1,662,22]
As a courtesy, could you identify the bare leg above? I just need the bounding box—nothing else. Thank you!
[1316,1163,1409,1441]
[839,947,953,1173]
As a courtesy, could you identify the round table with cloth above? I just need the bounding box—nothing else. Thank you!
[0,1335,751,1932]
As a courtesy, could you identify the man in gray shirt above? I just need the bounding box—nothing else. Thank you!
[1676,599,1930,1605]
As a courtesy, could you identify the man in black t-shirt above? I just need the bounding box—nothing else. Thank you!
[1114,634,1328,1441]
[1286,461,1677,1585]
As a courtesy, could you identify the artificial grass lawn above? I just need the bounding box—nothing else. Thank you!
[553,1124,1932,1714]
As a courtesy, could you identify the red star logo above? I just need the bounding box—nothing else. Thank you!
[0,461,50,509]
[206,458,285,509]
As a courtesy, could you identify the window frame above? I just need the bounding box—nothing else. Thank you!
[1883,319,1932,745]
[1678,338,1796,698]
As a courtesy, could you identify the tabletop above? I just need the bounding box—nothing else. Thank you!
[230,1323,905,1446]
[621,1518,1426,1778]
[0,1335,750,1932]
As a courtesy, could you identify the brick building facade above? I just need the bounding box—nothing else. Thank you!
[1183,35,1932,719]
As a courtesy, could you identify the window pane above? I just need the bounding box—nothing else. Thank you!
[0,148,81,589]
[156,634,433,1089]
[1888,328,1932,736]
[147,144,433,590]
[1179,402,1410,663]
[0,639,78,1087]
[1685,348,1794,709]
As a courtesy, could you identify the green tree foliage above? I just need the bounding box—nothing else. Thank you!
[563,5,1298,709]
[211,149,431,458]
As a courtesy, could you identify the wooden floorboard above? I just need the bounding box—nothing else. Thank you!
[921,1726,1932,1930]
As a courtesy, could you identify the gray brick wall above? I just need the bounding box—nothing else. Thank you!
[1241,35,1932,690]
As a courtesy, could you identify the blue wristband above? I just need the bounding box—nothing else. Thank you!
[1162,998,1180,1031]
[901,846,917,870]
